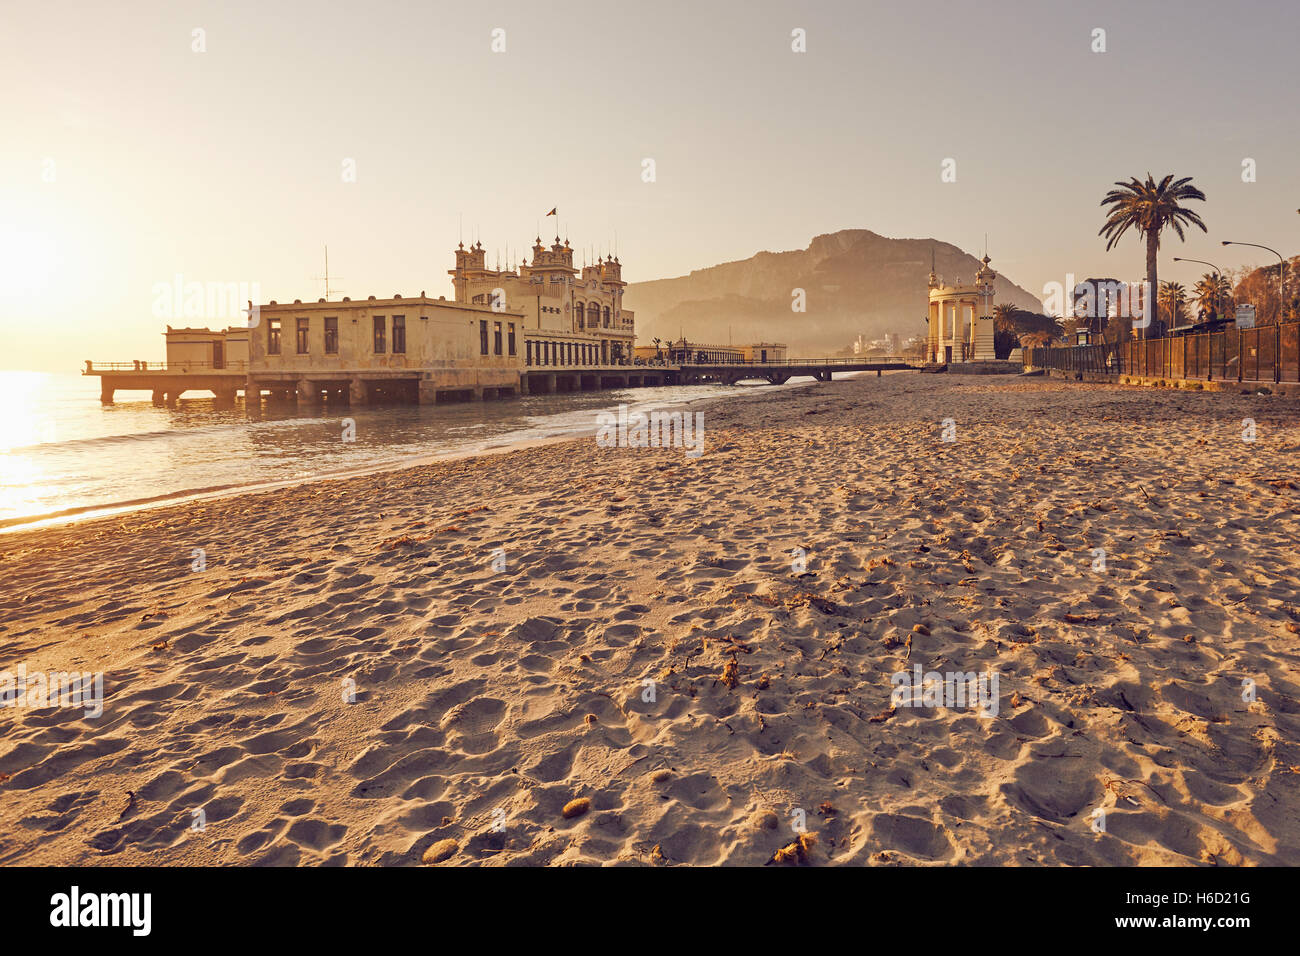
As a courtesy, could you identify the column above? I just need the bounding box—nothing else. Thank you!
[296,379,323,405]
[349,377,368,405]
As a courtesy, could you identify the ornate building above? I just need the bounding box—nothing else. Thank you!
[450,237,635,366]
[927,254,998,364]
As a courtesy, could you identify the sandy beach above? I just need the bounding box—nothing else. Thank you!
[2,373,1298,866]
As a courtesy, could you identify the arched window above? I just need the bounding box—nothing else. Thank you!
[603,306,610,328]
[587,302,599,329]
[574,302,584,329]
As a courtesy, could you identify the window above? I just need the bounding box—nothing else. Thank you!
[296,317,309,354]
[508,322,516,356]
[472,293,485,304]
[373,316,386,353]
[603,306,610,328]
[480,320,489,355]
[494,321,503,356]
[268,318,281,355]
[392,315,406,353]
[324,317,338,354]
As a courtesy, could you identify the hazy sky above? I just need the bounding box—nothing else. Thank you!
[2,0,1297,370]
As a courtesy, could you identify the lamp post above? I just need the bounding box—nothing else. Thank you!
[1222,241,1287,323]
[1173,256,1227,319]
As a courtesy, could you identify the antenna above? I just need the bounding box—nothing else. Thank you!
[313,244,344,300]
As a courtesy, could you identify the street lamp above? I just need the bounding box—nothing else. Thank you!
[1222,241,1287,323]
[1173,256,1227,319]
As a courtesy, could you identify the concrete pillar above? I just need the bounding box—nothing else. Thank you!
[349,377,368,405]
[296,380,322,405]
[151,389,165,406]
[517,373,530,396]
[544,373,556,394]
[214,388,237,408]
[100,381,115,404]
[418,381,438,405]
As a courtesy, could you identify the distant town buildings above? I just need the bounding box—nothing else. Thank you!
[851,332,901,355]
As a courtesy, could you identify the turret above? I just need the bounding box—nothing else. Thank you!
[599,255,624,287]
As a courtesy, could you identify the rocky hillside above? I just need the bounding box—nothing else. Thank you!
[626,229,1044,353]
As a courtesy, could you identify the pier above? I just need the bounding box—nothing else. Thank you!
[84,357,921,407]
[84,361,247,407]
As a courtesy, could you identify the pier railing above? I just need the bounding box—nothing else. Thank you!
[667,355,916,367]
[84,360,249,373]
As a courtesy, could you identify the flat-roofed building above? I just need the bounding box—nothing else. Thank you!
[244,237,650,406]
[165,326,248,370]
[247,294,528,404]
[739,342,786,363]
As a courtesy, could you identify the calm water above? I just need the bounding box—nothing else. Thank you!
[0,371,814,530]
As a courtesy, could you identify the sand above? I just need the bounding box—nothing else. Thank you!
[2,373,1299,866]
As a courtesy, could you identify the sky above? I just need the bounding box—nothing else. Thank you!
[1,0,1297,370]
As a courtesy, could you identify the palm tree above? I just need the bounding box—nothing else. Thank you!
[1158,281,1189,329]
[991,303,1021,358]
[1192,272,1232,320]
[992,303,1020,328]
[1099,173,1208,339]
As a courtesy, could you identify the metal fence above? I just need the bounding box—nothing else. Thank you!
[1027,322,1300,384]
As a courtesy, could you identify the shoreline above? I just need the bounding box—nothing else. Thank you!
[2,373,1298,866]
[0,379,819,537]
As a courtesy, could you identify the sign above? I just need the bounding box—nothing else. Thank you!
[1235,304,1256,329]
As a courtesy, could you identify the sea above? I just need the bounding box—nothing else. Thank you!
[0,370,820,532]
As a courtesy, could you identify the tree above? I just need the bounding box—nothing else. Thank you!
[1192,272,1232,320]
[992,303,1020,327]
[992,304,1022,358]
[1229,258,1300,326]
[1158,281,1190,328]
[1099,173,1208,340]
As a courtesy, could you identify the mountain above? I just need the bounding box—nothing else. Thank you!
[625,229,1044,353]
